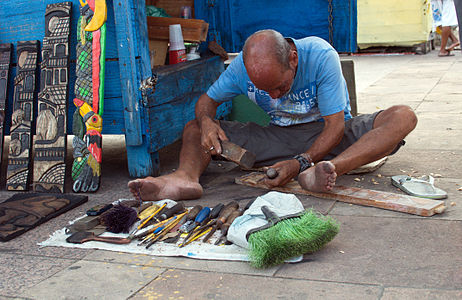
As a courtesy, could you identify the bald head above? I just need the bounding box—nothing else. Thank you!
[242,29,292,71]
[242,29,297,99]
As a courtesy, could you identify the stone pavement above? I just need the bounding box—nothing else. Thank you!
[1,50,461,299]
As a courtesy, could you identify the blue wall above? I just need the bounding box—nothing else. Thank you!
[195,0,357,53]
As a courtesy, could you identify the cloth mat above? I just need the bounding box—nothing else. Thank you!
[0,193,88,242]
[39,214,250,262]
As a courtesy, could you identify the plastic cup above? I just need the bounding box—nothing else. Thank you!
[169,24,186,64]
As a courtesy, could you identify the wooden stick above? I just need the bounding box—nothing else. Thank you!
[235,172,446,217]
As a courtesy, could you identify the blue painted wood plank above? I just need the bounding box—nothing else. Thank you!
[123,0,156,177]
[147,56,229,153]
[113,0,143,146]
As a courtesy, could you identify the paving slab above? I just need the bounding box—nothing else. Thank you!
[403,130,462,151]
[417,100,462,113]
[275,215,462,289]
[21,260,165,300]
[0,253,77,298]
[414,112,461,130]
[381,287,462,300]
[83,250,279,277]
[131,269,382,300]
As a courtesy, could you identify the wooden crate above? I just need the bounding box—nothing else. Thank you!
[147,16,208,43]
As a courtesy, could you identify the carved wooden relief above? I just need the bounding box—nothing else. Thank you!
[32,2,72,193]
[0,43,12,172]
[72,0,106,193]
[6,41,39,191]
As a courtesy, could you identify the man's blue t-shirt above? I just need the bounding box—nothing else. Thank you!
[206,36,352,126]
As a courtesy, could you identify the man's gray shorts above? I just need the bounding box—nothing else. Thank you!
[220,111,404,167]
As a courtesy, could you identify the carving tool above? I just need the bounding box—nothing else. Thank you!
[145,212,186,249]
[182,207,210,234]
[179,227,212,248]
[203,201,239,242]
[179,205,202,232]
[214,209,243,245]
[66,231,131,245]
[138,202,166,230]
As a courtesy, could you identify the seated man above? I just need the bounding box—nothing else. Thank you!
[128,29,417,201]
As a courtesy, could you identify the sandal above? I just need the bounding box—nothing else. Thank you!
[391,175,447,199]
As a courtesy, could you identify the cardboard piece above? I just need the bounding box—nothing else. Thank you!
[149,39,169,66]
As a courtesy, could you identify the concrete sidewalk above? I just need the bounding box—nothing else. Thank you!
[1,49,461,300]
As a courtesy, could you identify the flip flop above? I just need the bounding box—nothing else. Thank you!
[391,175,447,199]
[438,52,455,57]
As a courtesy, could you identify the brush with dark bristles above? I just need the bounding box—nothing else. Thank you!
[100,204,138,233]
[247,206,339,268]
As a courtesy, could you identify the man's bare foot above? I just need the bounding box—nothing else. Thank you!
[127,172,203,201]
[298,161,337,193]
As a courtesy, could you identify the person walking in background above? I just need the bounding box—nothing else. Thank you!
[433,0,460,56]
[454,0,462,47]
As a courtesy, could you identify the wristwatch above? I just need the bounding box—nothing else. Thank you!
[293,153,315,173]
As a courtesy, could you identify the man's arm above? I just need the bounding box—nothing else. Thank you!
[265,110,344,187]
[195,93,228,154]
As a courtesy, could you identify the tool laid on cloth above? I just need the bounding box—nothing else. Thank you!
[86,203,113,216]
[219,141,256,169]
[391,175,447,200]
[236,172,446,217]
[100,204,138,233]
[179,207,211,247]
[157,202,186,221]
[203,201,239,242]
[145,212,187,249]
[214,208,243,245]
[179,205,202,232]
[66,231,131,245]
[227,191,339,268]
[180,203,225,247]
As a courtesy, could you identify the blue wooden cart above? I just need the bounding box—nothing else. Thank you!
[0,0,230,178]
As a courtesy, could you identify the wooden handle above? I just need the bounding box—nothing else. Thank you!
[92,236,132,244]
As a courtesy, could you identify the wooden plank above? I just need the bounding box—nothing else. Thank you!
[147,17,209,42]
[123,0,156,178]
[32,2,72,193]
[113,0,143,146]
[235,172,446,217]
[0,43,12,173]
[6,40,40,191]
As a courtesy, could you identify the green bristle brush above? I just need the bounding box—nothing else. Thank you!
[247,206,339,268]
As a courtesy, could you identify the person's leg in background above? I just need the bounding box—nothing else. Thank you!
[439,25,453,55]
[454,0,462,48]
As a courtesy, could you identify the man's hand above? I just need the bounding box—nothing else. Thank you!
[196,94,228,155]
[263,159,300,188]
[199,117,228,155]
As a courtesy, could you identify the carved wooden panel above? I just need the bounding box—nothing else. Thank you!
[6,40,39,191]
[32,2,72,193]
[0,43,12,172]
[72,1,106,193]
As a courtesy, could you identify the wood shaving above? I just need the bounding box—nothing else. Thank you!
[450,202,456,206]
